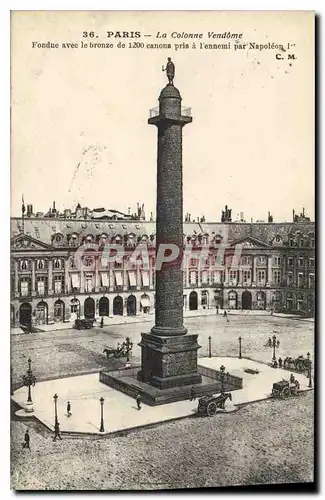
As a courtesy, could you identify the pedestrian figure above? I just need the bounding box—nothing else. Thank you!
[272,359,278,369]
[190,386,196,401]
[100,317,104,328]
[290,373,295,384]
[270,309,274,316]
[216,305,219,315]
[136,393,141,410]
[277,340,280,348]
[67,401,71,418]
[22,429,31,451]
[268,337,272,347]
[223,310,227,318]
[53,421,62,441]
[278,357,283,369]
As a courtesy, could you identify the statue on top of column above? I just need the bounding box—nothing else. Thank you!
[162,57,175,85]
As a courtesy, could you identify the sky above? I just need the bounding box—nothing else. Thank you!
[11,11,314,222]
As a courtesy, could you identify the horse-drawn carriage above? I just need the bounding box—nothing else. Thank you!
[197,392,232,416]
[283,355,310,373]
[271,379,300,399]
[103,345,125,359]
[74,318,94,330]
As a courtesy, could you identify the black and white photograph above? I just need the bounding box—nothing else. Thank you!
[10,10,315,491]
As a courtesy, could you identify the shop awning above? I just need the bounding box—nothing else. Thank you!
[128,271,137,287]
[141,297,150,308]
[71,274,80,289]
[115,271,123,287]
[142,271,149,287]
[101,273,109,287]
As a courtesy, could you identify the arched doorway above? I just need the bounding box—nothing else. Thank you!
[256,291,266,310]
[70,298,80,319]
[127,295,136,316]
[242,290,252,310]
[141,294,150,314]
[54,299,65,321]
[296,293,304,312]
[11,304,15,327]
[99,297,109,316]
[228,291,237,309]
[189,291,198,310]
[272,292,282,312]
[201,290,208,309]
[113,296,123,316]
[19,302,32,328]
[84,297,95,319]
[307,294,314,316]
[36,301,48,325]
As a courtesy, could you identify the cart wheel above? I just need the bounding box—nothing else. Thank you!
[207,402,217,416]
[281,387,290,399]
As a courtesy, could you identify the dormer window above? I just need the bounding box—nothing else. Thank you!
[55,234,62,243]
[86,235,93,243]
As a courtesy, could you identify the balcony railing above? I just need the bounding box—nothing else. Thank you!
[149,106,192,118]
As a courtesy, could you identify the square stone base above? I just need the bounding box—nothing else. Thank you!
[99,367,222,406]
[137,332,202,390]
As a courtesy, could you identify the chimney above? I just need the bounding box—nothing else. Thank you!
[27,204,33,217]
[292,209,295,221]
[303,207,305,216]
[128,207,131,215]
[53,201,56,211]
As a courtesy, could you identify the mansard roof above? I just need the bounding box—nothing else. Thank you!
[10,217,315,248]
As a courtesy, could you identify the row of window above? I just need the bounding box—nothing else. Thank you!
[15,271,153,297]
[48,232,316,249]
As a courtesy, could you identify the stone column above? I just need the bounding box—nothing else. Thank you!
[185,255,189,288]
[14,260,19,293]
[252,256,257,285]
[65,260,70,294]
[138,82,201,390]
[109,266,114,292]
[224,267,229,286]
[80,271,85,293]
[48,259,53,295]
[267,255,273,285]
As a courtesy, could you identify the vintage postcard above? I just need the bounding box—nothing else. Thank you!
[10,10,315,491]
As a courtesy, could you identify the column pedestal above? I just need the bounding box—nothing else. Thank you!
[138,332,202,389]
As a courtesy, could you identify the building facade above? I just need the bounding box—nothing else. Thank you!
[10,215,315,329]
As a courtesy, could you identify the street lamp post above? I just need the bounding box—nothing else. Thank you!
[220,364,225,394]
[22,357,36,411]
[208,336,212,358]
[53,393,59,426]
[100,397,105,432]
[238,336,242,359]
[272,335,277,362]
[307,352,313,388]
[123,337,133,364]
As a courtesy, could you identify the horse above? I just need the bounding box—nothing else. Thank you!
[103,348,116,359]
[216,392,232,410]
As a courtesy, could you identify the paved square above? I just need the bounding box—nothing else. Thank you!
[12,357,312,435]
